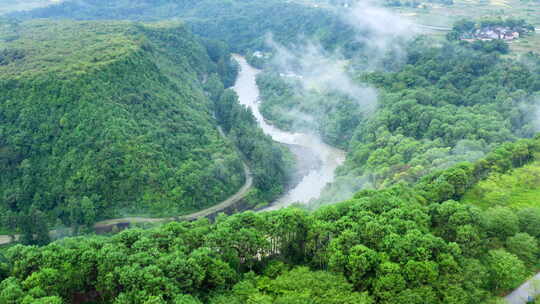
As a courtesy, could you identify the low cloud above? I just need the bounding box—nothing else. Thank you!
[261,2,417,207]
[343,2,416,46]
[534,101,540,132]
[264,1,417,117]
[343,2,418,69]
[266,36,378,115]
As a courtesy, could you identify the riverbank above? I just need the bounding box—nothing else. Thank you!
[0,55,345,246]
[232,54,346,210]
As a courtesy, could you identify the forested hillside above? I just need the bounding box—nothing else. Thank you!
[9,0,357,53]
[330,38,540,199]
[256,35,540,204]
[2,1,540,303]
[0,20,288,235]
[1,136,539,303]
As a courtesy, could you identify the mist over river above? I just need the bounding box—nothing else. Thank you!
[232,55,346,210]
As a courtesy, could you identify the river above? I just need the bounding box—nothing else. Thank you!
[0,55,344,246]
[232,55,346,210]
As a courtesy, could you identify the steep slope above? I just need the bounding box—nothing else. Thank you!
[0,20,247,225]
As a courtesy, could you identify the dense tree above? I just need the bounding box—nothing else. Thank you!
[2,138,540,303]
[517,208,540,238]
[482,207,519,241]
[1,2,540,304]
[485,249,527,291]
[0,20,288,232]
[309,38,540,206]
[9,0,358,54]
[505,233,539,266]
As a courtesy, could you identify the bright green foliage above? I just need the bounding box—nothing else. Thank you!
[517,208,540,238]
[482,207,520,240]
[2,137,540,303]
[506,233,539,266]
[259,37,540,207]
[210,267,372,304]
[462,161,540,209]
[2,1,540,303]
[486,249,527,292]
[0,20,288,233]
[260,267,372,304]
[0,277,64,304]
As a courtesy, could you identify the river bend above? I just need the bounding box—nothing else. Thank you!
[232,55,345,210]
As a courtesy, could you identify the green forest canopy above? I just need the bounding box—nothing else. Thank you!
[8,0,359,53]
[255,36,540,206]
[1,2,540,303]
[1,135,540,303]
[0,20,288,234]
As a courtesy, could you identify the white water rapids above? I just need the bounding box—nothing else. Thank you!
[232,55,345,210]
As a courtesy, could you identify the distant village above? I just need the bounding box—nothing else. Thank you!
[461,26,522,42]
[454,19,536,42]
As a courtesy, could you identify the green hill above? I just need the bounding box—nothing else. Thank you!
[0,20,247,225]
[9,0,357,53]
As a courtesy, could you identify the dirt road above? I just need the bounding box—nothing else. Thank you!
[0,162,253,246]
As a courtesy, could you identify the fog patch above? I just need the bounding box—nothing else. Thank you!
[534,100,540,132]
[512,94,540,137]
[342,2,417,68]
[262,0,417,123]
[309,172,374,209]
[426,140,488,171]
[266,36,378,116]
[260,2,418,208]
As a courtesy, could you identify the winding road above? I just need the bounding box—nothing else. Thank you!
[0,149,253,246]
[93,162,253,227]
[0,235,16,246]
[505,273,540,304]
[416,24,451,31]
[1,28,539,304]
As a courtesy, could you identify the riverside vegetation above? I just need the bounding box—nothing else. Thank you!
[0,0,540,303]
[257,35,540,204]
